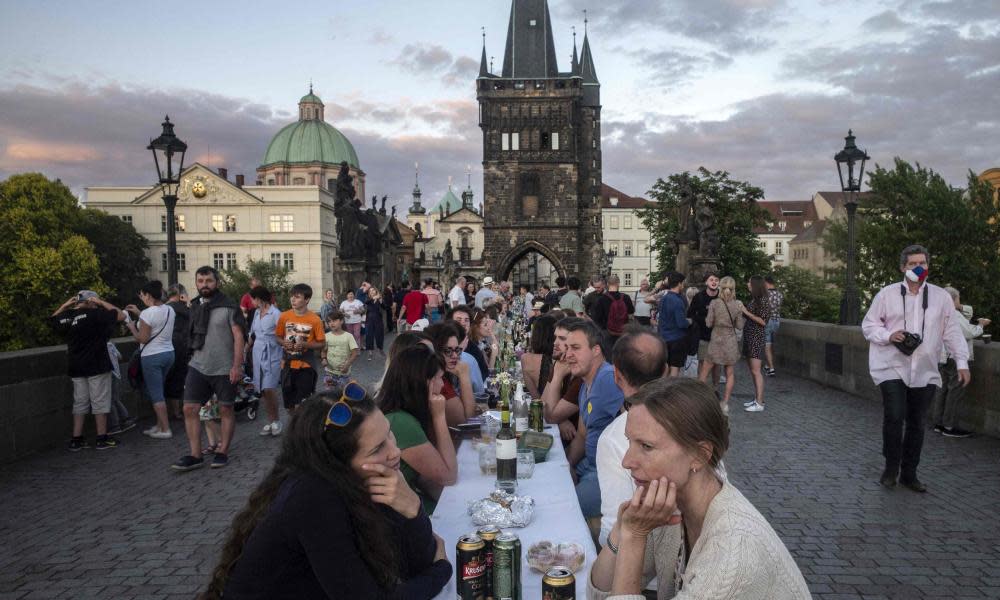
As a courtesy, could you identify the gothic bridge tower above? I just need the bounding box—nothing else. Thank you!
[478,0,603,285]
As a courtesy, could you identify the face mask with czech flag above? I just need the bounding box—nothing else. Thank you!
[905,265,928,283]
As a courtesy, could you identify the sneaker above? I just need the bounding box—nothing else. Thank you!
[765,367,776,377]
[95,436,119,450]
[107,424,123,436]
[171,455,204,472]
[270,421,283,436]
[259,422,273,436]
[67,437,88,452]
[148,429,173,439]
[719,375,727,384]
[941,428,973,438]
[211,453,229,468]
[142,426,159,436]
[745,402,765,412]
[119,418,138,434]
[743,399,757,407]
[932,424,944,434]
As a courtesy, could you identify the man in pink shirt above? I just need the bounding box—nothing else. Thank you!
[862,244,969,493]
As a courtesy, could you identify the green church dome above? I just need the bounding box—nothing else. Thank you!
[299,92,324,105]
[262,120,359,169]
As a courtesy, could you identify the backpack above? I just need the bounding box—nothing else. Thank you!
[607,292,629,336]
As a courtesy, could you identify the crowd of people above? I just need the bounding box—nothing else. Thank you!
[49,243,985,598]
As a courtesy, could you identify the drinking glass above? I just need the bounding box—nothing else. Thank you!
[479,444,497,475]
[517,450,535,479]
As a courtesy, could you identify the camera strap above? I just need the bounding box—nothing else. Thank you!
[900,284,929,339]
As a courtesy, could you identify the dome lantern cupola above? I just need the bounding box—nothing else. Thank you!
[299,83,324,121]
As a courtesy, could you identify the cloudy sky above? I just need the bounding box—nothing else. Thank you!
[0,0,996,210]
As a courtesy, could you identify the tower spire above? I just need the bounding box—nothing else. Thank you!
[409,161,425,215]
[462,164,475,210]
[501,0,560,78]
[571,25,579,74]
[480,27,490,76]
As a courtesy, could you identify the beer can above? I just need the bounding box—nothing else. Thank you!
[476,525,501,600]
[492,532,521,600]
[529,400,544,432]
[541,566,575,600]
[457,533,487,600]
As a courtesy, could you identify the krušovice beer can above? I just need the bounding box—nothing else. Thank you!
[541,566,575,600]
[492,532,521,600]
[529,400,544,432]
[476,525,501,600]
[457,533,487,600]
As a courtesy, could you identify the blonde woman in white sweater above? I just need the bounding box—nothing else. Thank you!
[588,378,811,600]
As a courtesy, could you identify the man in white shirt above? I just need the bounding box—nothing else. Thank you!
[474,276,498,309]
[448,276,467,308]
[595,329,667,546]
[862,245,970,493]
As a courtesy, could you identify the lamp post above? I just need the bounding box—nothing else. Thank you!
[148,116,188,287]
[834,129,870,326]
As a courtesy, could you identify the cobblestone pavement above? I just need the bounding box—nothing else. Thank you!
[1,343,999,599]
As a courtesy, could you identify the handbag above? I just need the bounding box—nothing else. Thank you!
[723,301,743,346]
[126,311,170,390]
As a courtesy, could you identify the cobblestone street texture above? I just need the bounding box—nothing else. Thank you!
[1,338,999,599]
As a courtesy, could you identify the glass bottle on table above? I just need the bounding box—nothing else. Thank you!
[495,385,517,493]
[513,382,529,437]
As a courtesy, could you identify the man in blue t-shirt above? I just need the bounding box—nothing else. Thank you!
[657,271,690,376]
[563,319,625,519]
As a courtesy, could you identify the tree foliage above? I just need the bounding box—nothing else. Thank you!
[72,208,150,307]
[640,168,773,288]
[0,174,107,350]
[824,159,1000,331]
[771,265,840,324]
[219,259,293,309]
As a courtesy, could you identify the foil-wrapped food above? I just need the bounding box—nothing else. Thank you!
[526,541,586,572]
[467,490,535,528]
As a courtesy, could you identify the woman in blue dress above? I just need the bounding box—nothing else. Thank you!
[249,286,284,435]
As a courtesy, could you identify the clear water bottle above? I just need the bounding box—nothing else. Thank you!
[514,382,529,436]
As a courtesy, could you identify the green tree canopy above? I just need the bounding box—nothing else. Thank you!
[219,259,293,309]
[771,265,840,323]
[639,168,773,289]
[824,159,1000,330]
[72,208,150,307]
[0,173,107,350]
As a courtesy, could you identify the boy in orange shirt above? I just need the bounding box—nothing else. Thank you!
[275,283,326,413]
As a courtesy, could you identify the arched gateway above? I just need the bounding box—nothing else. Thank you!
[497,241,565,289]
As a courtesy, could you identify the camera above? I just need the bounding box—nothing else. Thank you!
[894,332,923,356]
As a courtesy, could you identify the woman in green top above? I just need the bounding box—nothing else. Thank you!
[375,345,458,513]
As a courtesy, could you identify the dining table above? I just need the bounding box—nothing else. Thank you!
[430,426,596,599]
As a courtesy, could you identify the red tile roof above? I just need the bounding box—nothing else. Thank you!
[753,201,819,235]
[600,183,653,209]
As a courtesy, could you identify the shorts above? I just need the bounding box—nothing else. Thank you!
[697,339,711,361]
[282,367,317,409]
[183,367,237,406]
[765,319,780,344]
[666,339,689,369]
[72,373,112,415]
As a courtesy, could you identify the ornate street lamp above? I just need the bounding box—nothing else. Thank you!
[834,129,869,326]
[148,116,187,286]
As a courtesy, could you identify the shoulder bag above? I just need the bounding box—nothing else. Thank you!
[723,300,743,346]
[127,308,170,390]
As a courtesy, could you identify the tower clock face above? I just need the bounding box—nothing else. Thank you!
[192,181,207,198]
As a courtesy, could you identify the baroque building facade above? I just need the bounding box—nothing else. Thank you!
[478,0,604,283]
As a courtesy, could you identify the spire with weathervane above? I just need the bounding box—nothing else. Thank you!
[579,12,600,106]
[409,162,425,215]
[462,165,475,211]
[479,28,490,77]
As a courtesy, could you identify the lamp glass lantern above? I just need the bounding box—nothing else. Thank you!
[834,129,870,198]
[147,116,188,196]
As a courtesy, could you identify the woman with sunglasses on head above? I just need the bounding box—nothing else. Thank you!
[205,385,451,600]
[424,322,477,426]
[376,345,458,514]
[520,313,559,399]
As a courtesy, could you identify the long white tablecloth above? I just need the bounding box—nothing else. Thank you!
[431,429,595,599]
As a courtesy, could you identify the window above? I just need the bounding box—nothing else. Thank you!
[520,173,540,218]
[502,133,509,151]
[161,214,185,232]
[778,221,787,232]
[534,81,545,90]
[226,215,237,232]
[511,132,520,150]
[775,241,784,256]
[212,215,224,232]
[624,243,633,257]
[610,243,619,255]
[213,253,224,270]
[226,253,237,270]
[163,253,186,271]
[758,239,767,250]
[551,132,559,150]
[267,179,275,185]
[292,177,305,185]
[270,252,281,267]
[803,220,813,229]
[270,214,294,232]
[609,216,619,229]
[624,216,632,229]
[119,215,133,225]
[624,272,632,287]
[283,253,294,271]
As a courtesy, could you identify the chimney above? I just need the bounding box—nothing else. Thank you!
[218,167,228,180]
[235,174,245,187]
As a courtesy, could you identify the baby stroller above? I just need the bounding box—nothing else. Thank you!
[234,376,261,421]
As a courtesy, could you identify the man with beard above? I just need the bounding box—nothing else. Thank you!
[172,266,246,471]
[164,284,191,420]
[687,273,720,383]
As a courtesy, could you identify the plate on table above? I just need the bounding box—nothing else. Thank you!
[526,541,586,573]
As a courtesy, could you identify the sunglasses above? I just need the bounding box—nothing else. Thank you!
[442,347,462,356]
[323,381,367,428]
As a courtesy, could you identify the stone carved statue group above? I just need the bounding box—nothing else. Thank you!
[333,162,388,260]
[674,174,720,280]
